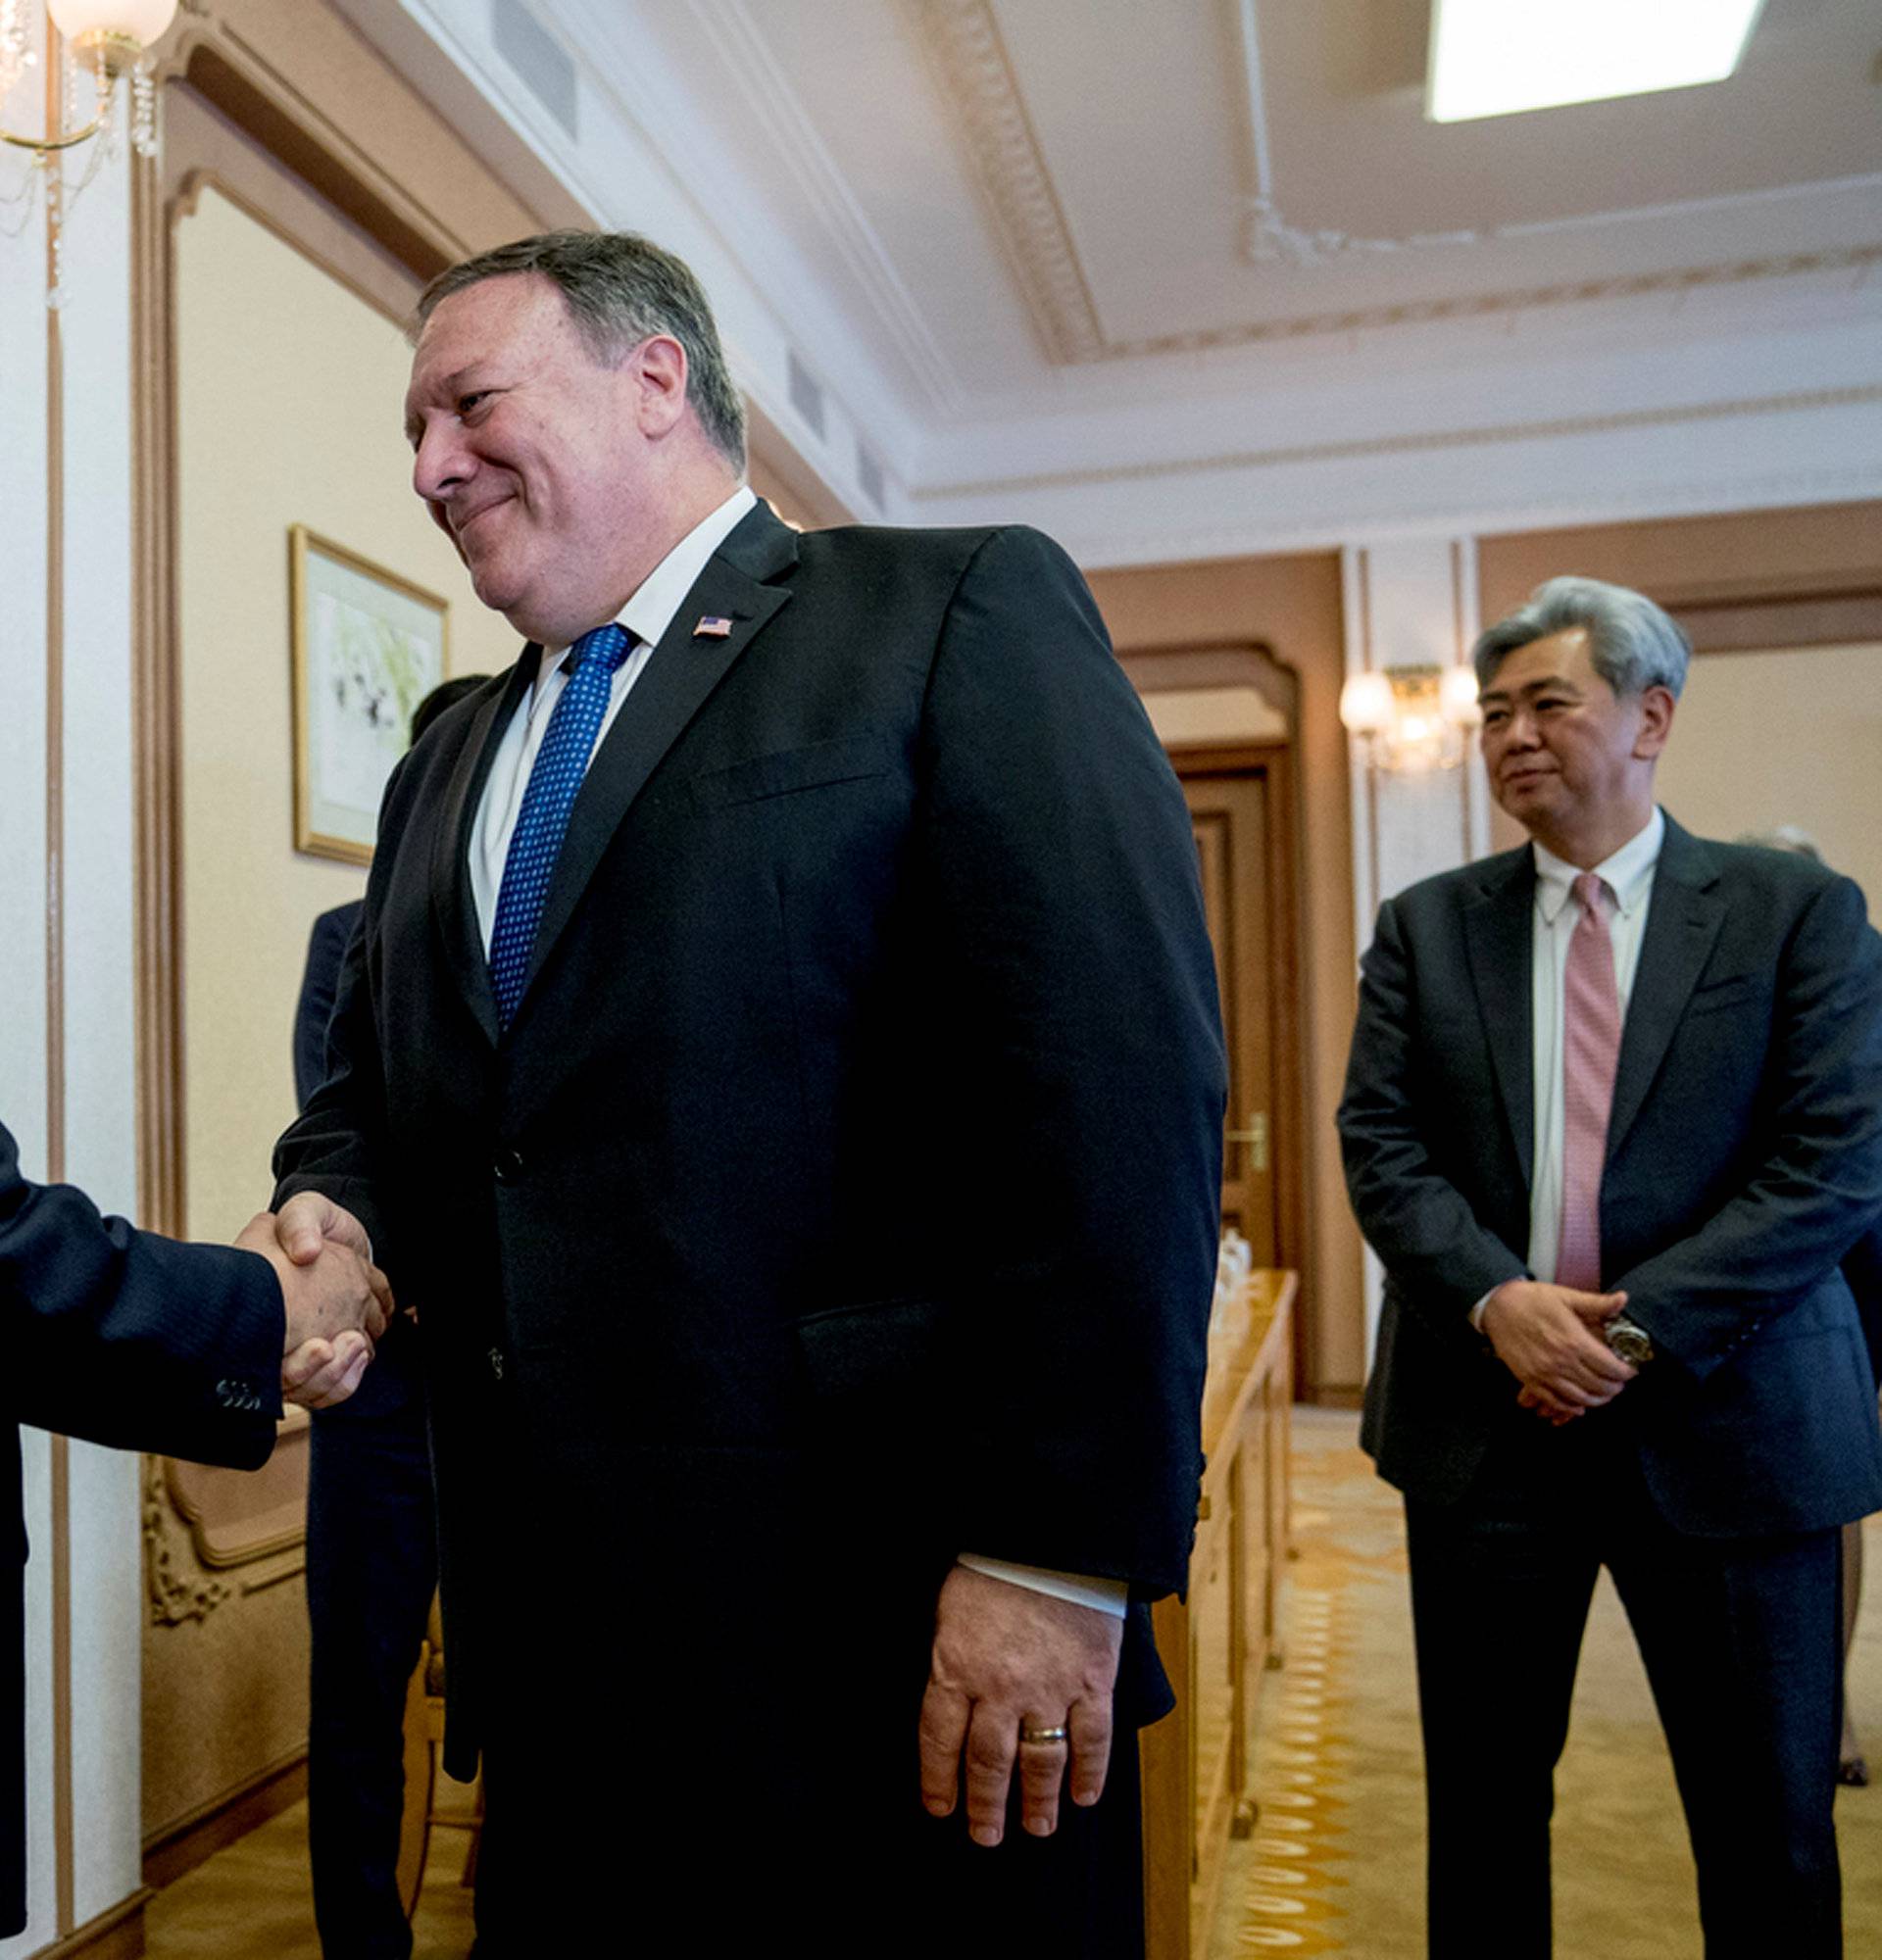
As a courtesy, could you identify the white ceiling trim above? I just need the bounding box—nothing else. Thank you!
[682,0,966,416]
[916,0,1882,358]
[905,0,1104,365]
[911,378,1882,500]
[1075,242,1882,361]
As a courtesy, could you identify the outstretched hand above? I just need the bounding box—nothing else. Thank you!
[917,1562,1123,1848]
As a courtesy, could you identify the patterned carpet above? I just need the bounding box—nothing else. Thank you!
[1208,1408,1882,1958]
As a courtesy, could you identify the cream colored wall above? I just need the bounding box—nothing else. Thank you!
[1655,643,1882,908]
[153,184,520,1843]
[176,185,520,1246]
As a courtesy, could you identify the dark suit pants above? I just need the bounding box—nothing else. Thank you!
[306,1398,439,1960]
[1405,1421,1843,1960]
[464,1533,1149,1958]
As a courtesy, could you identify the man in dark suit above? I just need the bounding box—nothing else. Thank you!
[1339,575,1882,1958]
[269,230,1223,1955]
[293,672,487,1960]
[1,1118,390,1936]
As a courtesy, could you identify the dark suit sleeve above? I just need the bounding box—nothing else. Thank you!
[1,1121,282,1468]
[1338,896,1530,1327]
[1613,875,1882,1377]
[913,525,1225,1598]
[274,782,406,1263]
[293,905,360,1113]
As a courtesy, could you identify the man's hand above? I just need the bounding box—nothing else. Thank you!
[918,1562,1123,1848]
[279,1331,374,1410]
[273,1191,375,1269]
[236,1210,393,1409]
[1482,1280,1634,1424]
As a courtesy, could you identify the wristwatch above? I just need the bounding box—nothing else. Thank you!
[1604,1315,1655,1367]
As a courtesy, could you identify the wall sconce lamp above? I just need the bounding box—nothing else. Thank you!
[2,1,179,301]
[1340,663,1482,774]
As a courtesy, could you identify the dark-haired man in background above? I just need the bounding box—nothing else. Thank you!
[1340,575,1882,1958]
[270,229,1223,1955]
[294,672,487,1959]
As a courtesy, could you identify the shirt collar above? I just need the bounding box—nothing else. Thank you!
[538,482,759,681]
[1532,806,1665,925]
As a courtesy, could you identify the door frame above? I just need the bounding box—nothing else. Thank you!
[1170,740,1312,1402]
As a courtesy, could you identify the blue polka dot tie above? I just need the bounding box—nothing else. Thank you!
[487,623,632,1030]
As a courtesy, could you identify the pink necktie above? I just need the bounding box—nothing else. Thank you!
[1556,872,1621,1294]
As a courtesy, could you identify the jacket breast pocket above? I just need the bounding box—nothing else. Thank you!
[1685,970,1769,1019]
[686,735,893,814]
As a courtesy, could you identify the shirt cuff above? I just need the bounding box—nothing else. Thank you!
[956,1555,1129,1618]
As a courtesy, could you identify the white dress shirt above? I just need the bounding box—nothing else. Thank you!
[1472,807,1665,1325]
[469,483,1125,1618]
[470,484,758,951]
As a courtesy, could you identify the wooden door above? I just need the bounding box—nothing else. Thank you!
[1184,768,1278,1262]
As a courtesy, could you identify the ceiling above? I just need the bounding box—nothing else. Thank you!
[340,0,1882,558]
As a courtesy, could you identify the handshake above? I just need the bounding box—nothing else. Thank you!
[235,1193,395,1410]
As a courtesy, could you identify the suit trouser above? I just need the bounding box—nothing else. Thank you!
[1405,1415,1843,1960]
[305,1396,439,1960]
[462,1516,1150,1960]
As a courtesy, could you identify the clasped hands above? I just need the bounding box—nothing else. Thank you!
[1482,1279,1635,1426]
[235,1193,392,1409]
[919,1562,1122,1846]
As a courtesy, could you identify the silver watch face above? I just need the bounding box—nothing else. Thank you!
[1608,1320,1654,1366]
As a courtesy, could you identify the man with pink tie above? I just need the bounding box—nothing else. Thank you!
[1338,576,1882,1959]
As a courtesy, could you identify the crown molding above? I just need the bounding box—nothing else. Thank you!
[684,0,964,415]
[913,380,1882,500]
[910,0,1882,362]
[905,0,1104,364]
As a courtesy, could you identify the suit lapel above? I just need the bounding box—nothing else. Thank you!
[1462,850,1538,1190]
[429,658,536,1047]
[513,506,799,1019]
[1606,817,1725,1163]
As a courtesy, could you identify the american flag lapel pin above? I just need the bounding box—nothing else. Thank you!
[693,614,734,639]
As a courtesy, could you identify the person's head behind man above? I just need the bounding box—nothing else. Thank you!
[1473,575,1690,870]
[403,230,746,649]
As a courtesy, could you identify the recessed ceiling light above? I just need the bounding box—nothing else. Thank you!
[1426,0,1765,123]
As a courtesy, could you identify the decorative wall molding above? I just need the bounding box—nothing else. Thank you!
[141,1455,230,1627]
[912,379,1882,501]
[906,0,1104,364]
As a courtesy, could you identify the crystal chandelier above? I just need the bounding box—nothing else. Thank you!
[1,1,179,306]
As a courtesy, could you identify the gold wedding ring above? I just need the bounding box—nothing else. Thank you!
[1019,1724,1070,1744]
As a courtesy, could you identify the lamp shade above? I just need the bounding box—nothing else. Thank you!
[1339,671,1395,737]
[47,0,177,45]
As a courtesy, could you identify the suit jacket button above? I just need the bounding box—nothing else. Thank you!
[493,1148,523,1183]
[488,1347,506,1383]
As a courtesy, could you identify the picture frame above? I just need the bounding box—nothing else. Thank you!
[290,524,450,864]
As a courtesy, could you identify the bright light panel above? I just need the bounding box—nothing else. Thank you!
[1426,0,1764,123]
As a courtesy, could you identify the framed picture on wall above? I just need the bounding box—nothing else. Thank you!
[290,524,450,863]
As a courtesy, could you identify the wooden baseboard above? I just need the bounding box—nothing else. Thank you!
[1307,1384,1364,1410]
[30,1886,150,1960]
[142,1749,308,1892]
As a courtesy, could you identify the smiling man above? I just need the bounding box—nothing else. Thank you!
[1338,575,1882,1959]
[270,230,1223,1957]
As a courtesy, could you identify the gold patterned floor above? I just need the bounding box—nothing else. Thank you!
[1208,1407,1882,1958]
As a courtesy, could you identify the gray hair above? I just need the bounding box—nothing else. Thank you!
[1473,575,1691,700]
[415,229,747,470]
